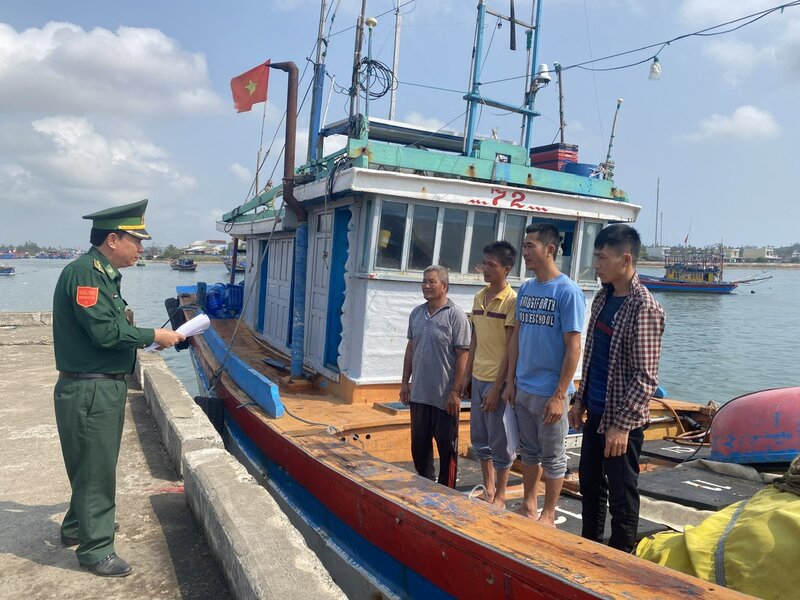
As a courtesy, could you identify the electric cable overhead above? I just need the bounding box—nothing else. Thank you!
[480,0,800,84]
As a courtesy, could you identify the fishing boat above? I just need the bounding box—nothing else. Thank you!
[168,2,762,598]
[222,254,245,273]
[640,249,738,293]
[169,258,197,272]
[0,264,15,276]
[137,258,146,267]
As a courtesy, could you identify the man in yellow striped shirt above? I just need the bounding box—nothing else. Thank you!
[460,241,518,508]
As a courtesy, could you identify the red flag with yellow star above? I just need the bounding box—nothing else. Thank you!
[230,60,270,113]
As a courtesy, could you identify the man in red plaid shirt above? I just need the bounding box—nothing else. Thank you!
[568,224,665,552]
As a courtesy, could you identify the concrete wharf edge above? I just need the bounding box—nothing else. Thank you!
[1,311,343,600]
[133,351,345,600]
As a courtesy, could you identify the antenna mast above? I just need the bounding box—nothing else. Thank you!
[307,0,329,162]
[388,1,402,120]
[602,98,623,180]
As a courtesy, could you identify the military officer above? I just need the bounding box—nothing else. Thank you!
[53,199,184,577]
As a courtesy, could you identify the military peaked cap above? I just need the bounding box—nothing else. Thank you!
[82,199,151,240]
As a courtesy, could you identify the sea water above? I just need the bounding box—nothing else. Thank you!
[1,258,797,404]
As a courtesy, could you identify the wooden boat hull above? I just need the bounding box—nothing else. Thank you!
[186,316,739,600]
[711,387,800,464]
[639,275,736,294]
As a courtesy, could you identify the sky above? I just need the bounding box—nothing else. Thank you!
[1,0,799,249]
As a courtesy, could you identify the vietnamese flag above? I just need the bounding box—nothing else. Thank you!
[230,60,270,113]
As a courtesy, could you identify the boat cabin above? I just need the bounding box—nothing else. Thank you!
[218,114,639,404]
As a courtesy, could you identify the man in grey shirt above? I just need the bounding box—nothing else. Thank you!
[401,265,470,488]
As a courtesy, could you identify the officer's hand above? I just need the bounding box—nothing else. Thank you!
[153,328,186,350]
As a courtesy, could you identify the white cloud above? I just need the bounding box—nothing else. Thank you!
[680,105,779,142]
[0,22,223,116]
[776,18,800,77]
[404,111,446,131]
[0,115,195,224]
[703,39,776,85]
[29,116,196,192]
[229,163,252,184]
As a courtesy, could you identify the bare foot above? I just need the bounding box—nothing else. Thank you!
[537,511,557,528]
[515,505,538,519]
[491,496,506,509]
[483,489,495,503]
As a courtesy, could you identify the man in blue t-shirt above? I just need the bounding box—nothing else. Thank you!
[503,223,585,526]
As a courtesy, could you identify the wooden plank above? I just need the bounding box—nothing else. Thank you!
[203,324,283,418]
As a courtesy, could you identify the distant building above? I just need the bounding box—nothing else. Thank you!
[792,250,800,260]
[643,245,669,261]
[723,247,741,263]
[183,240,228,255]
[741,246,780,262]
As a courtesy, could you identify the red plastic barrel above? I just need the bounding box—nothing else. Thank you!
[710,387,800,464]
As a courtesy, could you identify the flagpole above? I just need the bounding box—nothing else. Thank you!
[256,86,269,195]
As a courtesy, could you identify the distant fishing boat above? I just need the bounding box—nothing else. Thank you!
[640,249,770,294]
[222,254,245,273]
[137,258,146,267]
[169,258,197,272]
[0,264,15,276]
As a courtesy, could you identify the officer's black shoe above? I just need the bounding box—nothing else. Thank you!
[61,521,120,547]
[82,553,132,577]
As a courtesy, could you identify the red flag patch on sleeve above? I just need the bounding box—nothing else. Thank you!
[76,286,99,308]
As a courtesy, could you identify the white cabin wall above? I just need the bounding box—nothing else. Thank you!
[351,279,479,383]
[349,277,595,385]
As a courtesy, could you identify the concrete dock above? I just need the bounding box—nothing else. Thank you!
[0,313,344,600]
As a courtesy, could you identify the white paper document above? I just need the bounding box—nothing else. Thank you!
[144,313,210,352]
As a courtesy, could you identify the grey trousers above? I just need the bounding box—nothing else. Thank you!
[514,389,568,479]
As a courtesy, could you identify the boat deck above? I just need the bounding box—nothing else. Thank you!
[187,314,745,599]
[207,318,702,460]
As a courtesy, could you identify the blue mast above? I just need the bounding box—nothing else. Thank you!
[523,0,543,156]
[463,0,487,157]
[462,1,541,159]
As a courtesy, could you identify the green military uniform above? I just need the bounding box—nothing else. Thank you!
[52,199,154,566]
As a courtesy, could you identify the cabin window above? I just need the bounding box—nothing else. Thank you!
[317,212,332,233]
[438,208,467,272]
[376,200,408,269]
[467,211,498,274]
[408,205,438,271]
[522,218,577,278]
[577,220,603,282]
[502,214,527,274]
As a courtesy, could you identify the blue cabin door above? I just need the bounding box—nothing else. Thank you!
[324,207,351,370]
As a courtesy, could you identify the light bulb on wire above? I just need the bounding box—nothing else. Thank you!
[649,56,661,81]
